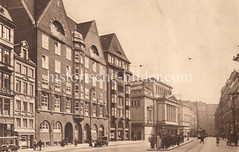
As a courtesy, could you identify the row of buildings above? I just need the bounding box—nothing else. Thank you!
[0,0,132,148]
[130,79,218,140]
[0,0,218,149]
[215,70,239,137]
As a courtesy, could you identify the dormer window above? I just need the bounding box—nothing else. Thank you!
[90,45,99,56]
[53,21,65,36]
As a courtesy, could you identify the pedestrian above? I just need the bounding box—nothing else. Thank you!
[33,139,37,151]
[38,140,43,151]
[177,135,180,146]
[216,136,220,146]
[61,139,65,147]
[74,139,78,147]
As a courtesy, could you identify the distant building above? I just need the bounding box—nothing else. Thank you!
[14,41,36,148]
[178,100,197,137]
[0,5,16,145]
[192,101,218,136]
[130,78,181,140]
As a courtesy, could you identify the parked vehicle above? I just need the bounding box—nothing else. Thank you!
[227,134,238,146]
[94,136,109,147]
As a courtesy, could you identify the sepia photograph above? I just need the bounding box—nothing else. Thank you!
[0,0,239,151]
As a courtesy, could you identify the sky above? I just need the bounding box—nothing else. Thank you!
[63,0,239,104]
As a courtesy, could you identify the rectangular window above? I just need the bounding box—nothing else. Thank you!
[0,48,2,62]
[66,47,72,60]
[29,119,33,128]
[92,61,96,72]
[16,80,21,93]
[29,103,33,113]
[16,63,21,73]
[99,106,103,117]
[22,66,27,75]
[29,84,34,96]
[42,55,49,69]
[5,27,10,41]
[80,101,84,115]
[75,51,80,63]
[42,34,49,50]
[118,85,123,92]
[55,41,61,55]
[28,68,34,78]
[54,96,60,112]
[126,86,130,94]
[66,65,71,77]
[92,104,96,117]
[3,50,9,64]
[80,54,84,64]
[85,73,89,84]
[66,82,71,94]
[3,74,10,90]
[16,100,21,111]
[16,118,21,127]
[85,88,89,99]
[55,60,61,73]
[118,97,123,106]
[85,57,89,69]
[23,82,27,94]
[41,93,48,110]
[3,99,10,115]
[42,75,49,89]
[66,98,71,113]
[23,101,27,112]
[23,119,27,128]
[55,79,61,92]
[75,84,79,95]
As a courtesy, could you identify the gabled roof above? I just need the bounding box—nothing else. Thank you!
[35,0,51,20]
[76,20,94,39]
[100,33,130,63]
[66,15,77,32]
[0,5,14,23]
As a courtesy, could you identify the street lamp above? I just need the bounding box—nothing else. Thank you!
[89,87,95,146]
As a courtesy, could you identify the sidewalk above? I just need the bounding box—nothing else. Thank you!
[18,140,145,152]
[146,137,195,151]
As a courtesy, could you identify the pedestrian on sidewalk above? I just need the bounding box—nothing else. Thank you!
[74,139,78,147]
[33,139,37,151]
[38,140,43,151]
[216,136,220,146]
[61,139,65,147]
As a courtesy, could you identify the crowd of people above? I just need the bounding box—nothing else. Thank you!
[149,134,186,149]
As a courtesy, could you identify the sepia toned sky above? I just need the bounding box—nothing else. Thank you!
[63,0,239,104]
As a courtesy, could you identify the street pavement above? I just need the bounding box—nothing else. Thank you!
[18,137,239,152]
[172,137,239,152]
[18,140,148,152]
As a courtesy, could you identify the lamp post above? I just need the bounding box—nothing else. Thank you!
[89,87,95,146]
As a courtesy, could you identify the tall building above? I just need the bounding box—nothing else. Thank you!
[76,20,108,143]
[215,70,239,136]
[100,33,132,141]
[0,4,16,145]
[14,40,36,148]
[192,101,218,136]
[130,78,180,140]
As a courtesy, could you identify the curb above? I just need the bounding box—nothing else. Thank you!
[146,139,194,151]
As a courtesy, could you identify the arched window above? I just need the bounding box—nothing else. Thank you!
[40,121,49,132]
[90,45,99,56]
[53,122,62,133]
[53,21,65,35]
